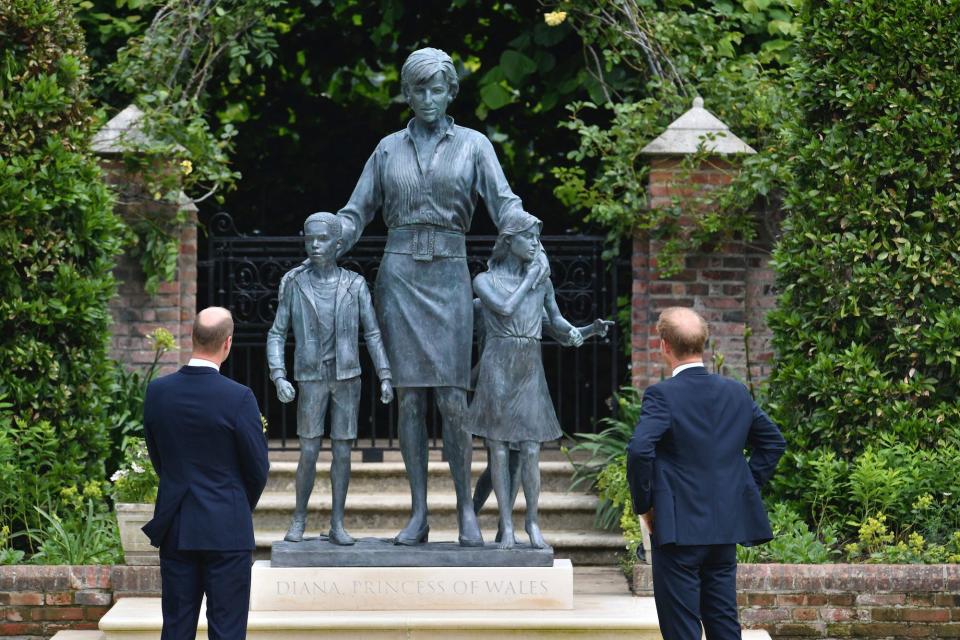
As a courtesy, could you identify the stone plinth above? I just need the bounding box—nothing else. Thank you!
[271,537,553,568]
[96,594,668,640]
[250,559,572,610]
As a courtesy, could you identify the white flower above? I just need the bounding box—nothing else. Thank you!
[111,470,128,482]
[131,463,144,474]
[544,10,567,26]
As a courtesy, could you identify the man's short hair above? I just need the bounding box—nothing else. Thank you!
[303,211,342,238]
[657,307,709,358]
[192,307,234,351]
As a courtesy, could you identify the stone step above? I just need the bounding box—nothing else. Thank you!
[253,529,625,567]
[253,491,601,533]
[93,597,775,640]
[264,460,578,493]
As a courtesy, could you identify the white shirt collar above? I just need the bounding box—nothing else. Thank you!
[672,362,705,377]
[187,357,220,371]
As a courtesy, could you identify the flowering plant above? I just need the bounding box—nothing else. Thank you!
[111,439,158,503]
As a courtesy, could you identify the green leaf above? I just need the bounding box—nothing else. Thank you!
[499,50,537,85]
[480,83,513,110]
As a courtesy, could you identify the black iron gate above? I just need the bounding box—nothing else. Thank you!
[199,212,628,453]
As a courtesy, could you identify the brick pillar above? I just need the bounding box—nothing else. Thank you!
[631,97,779,391]
[93,106,197,375]
[631,156,778,389]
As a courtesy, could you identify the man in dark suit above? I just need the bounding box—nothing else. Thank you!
[142,307,270,640]
[627,307,786,640]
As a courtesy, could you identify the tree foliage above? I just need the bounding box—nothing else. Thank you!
[0,0,124,535]
[767,0,960,508]
[553,0,801,269]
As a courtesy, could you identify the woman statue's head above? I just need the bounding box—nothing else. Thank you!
[489,211,543,269]
[401,48,459,125]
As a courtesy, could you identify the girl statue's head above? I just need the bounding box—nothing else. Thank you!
[489,211,543,269]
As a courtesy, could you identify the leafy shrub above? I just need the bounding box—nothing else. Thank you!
[111,439,158,504]
[0,1,124,542]
[104,327,176,476]
[567,387,642,530]
[766,0,960,462]
[844,515,960,564]
[27,501,121,565]
[0,525,25,565]
[737,503,837,564]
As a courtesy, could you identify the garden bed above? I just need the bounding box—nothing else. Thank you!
[634,563,960,639]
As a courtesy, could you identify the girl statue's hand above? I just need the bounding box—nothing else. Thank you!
[568,328,584,347]
[533,247,551,286]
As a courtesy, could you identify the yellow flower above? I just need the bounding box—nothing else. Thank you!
[180,159,193,175]
[148,327,177,352]
[544,10,567,27]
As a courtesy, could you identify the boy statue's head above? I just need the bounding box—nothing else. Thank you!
[303,211,342,263]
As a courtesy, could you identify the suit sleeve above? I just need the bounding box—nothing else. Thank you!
[746,400,786,489]
[142,381,161,476]
[626,385,671,516]
[233,389,270,510]
[358,279,392,381]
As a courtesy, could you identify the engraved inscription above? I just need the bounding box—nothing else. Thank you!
[273,578,552,599]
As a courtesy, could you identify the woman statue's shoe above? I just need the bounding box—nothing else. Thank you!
[393,523,429,546]
[457,508,485,547]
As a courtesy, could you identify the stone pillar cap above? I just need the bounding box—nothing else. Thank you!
[92,104,185,155]
[640,96,756,156]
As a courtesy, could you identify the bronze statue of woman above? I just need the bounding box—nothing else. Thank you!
[330,47,546,547]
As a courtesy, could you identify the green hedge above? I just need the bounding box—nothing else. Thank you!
[767,0,960,540]
[0,1,124,537]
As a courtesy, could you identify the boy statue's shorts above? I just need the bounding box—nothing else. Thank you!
[296,365,361,440]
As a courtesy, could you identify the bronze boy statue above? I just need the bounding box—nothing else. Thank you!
[267,212,394,545]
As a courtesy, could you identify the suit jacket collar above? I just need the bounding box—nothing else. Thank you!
[179,365,220,375]
[674,365,708,377]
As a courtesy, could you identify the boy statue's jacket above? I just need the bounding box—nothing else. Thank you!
[267,267,391,381]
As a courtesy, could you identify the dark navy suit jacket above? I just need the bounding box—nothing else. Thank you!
[626,367,786,547]
[142,366,270,551]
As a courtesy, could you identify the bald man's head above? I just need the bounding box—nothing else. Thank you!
[657,307,709,358]
[192,307,234,353]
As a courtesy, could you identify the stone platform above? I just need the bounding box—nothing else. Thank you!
[96,594,665,639]
[271,536,554,567]
[251,559,573,610]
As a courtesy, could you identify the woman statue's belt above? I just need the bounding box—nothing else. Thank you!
[385,225,467,261]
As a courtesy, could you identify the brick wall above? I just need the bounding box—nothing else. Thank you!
[0,566,160,639]
[632,157,777,389]
[0,567,113,638]
[634,564,960,639]
[98,158,197,375]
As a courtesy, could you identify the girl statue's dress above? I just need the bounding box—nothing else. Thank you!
[465,273,563,445]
